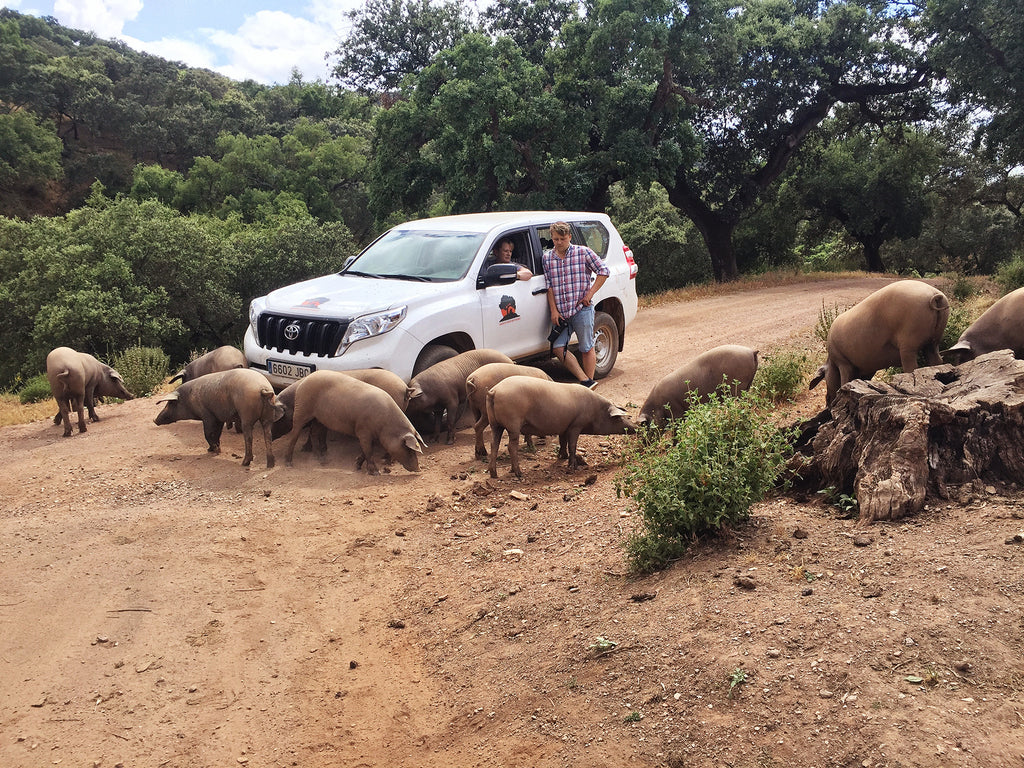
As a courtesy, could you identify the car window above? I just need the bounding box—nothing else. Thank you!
[484,230,535,273]
[573,221,610,259]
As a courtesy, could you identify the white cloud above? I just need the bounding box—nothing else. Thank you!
[53,0,142,37]
[207,10,339,84]
[120,34,218,70]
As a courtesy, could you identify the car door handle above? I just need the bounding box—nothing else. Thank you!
[531,287,548,296]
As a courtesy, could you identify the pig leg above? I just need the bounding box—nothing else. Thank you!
[920,342,943,368]
[473,411,489,458]
[488,422,507,479]
[355,432,379,475]
[72,394,88,434]
[85,386,101,422]
[240,420,255,467]
[445,397,464,445]
[261,419,276,469]
[309,422,329,464]
[202,418,225,454]
[53,395,75,437]
[898,346,920,374]
[565,431,584,472]
[507,425,523,479]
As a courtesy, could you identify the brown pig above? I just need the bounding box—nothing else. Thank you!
[486,377,637,478]
[465,362,552,458]
[169,345,247,383]
[282,370,425,475]
[407,349,513,444]
[942,287,1024,365]
[637,345,759,429]
[809,280,949,406]
[154,368,284,468]
[46,346,134,437]
[272,368,414,441]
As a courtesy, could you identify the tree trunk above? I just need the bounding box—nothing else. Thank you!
[860,237,886,273]
[789,350,1024,524]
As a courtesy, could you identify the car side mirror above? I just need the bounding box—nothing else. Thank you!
[479,263,520,288]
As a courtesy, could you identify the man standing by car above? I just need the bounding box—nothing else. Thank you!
[543,221,610,389]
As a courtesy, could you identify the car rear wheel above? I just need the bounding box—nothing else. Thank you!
[413,343,459,378]
[592,311,619,379]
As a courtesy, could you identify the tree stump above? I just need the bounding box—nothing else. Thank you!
[790,349,1024,524]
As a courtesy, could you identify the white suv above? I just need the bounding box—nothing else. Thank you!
[244,211,639,387]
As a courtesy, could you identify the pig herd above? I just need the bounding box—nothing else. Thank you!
[43,280,1024,479]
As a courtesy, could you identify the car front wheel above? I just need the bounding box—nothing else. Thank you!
[592,311,619,379]
[413,343,459,378]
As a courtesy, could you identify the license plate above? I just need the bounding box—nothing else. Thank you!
[267,360,314,380]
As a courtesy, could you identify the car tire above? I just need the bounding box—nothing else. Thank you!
[592,311,619,379]
[413,343,459,378]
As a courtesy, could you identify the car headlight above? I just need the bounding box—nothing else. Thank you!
[338,306,407,354]
[248,299,265,339]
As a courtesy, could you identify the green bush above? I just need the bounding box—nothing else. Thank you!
[752,350,812,402]
[615,390,794,573]
[946,273,976,302]
[113,346,169,397]
[18,373,51,404]
[996,255,1024,293]
[941,302,975,350]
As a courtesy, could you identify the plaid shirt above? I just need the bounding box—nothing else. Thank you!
[542,244,610,318]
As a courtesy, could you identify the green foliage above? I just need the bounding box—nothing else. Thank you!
[728,667,749,699]
[18,373,50,404]
[817,486,859,518]
[609,182,712,294]
[752,350,812,402]
[941,301,977,350]
[996,254,1024,293]
[112,346,169,397]
[615,390,794,573]
[947,273,977,302]
[0,109,63,195]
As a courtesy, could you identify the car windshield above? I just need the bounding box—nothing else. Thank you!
[343,229,486,282]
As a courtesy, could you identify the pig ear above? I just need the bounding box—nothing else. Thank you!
[156,392,179,404]
[404,433,424,454]
[408,385,423,401]
[607,404,628,418]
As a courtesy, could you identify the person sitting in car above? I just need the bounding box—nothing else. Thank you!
[489,238,532,280]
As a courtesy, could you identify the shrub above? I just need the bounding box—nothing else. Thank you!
[18,373,51,404]
[615,390,794,573]
[996,255,1024,293]
[941,302,974,350]
[752,350,812,402]
[113,346,169,397]
[947,273,976,302]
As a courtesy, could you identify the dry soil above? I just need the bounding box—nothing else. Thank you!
[3,276,1024,768]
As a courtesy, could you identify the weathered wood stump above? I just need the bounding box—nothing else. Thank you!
[790,349,1024,524]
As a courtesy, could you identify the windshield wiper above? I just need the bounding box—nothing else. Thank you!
[343,270,382,279]
[376,273,431,282]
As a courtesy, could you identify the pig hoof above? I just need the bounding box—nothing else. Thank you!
[62,430,73,437]
[242,457,252,467]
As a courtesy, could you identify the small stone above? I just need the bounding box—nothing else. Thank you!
[766,648,781,658]
[584,474,597,486]
[96,635,109,644]
[792,528,808,539]
[349,660,359,669]
[852,533,873,547]
[819,689,834,699]
[986,485,997,495]
[733,576,757,590]
[509,490,529,501]
[862,584,883,598]
[801,587,813,596]
[1005,533,1024,545]
[387,619,405,629]
[503,548,524,559]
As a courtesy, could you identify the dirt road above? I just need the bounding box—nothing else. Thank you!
[4,275,1024,768]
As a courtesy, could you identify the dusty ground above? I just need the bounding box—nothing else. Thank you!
[3,276,1024,768]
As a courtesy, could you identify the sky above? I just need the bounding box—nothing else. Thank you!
[1,0,364,85]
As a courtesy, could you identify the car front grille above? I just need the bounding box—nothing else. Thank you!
[256,314,349,357]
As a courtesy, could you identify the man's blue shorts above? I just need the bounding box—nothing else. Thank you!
[553,305,595,353]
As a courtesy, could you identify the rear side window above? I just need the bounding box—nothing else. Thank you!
[573,221,610,259]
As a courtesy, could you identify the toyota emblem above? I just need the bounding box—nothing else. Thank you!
[283,323,301,340]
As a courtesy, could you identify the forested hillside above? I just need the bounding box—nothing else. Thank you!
[0,2,1021,390]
